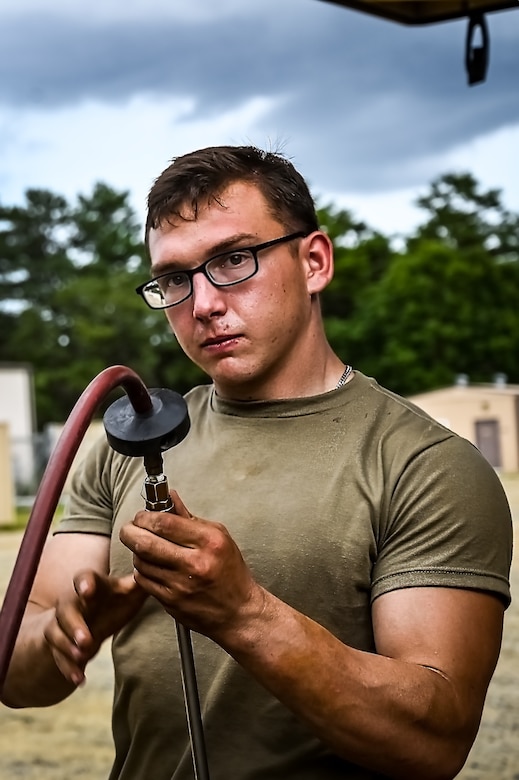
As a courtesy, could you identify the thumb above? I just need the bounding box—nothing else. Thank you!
[169,489,192,519]
[75,570,145,602]
[73,569,102,600]
[116,573,149,603]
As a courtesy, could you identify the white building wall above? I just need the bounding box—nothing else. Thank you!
[0,422,15,523]
[0,364,36,488]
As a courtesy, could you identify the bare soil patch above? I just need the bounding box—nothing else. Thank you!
[0,532,113,779]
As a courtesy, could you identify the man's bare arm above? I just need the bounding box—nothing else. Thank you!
[121,496,504,780]
[218,586,503,780]
[1,532,126,708]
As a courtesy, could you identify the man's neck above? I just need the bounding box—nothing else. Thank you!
[214,351,348,402]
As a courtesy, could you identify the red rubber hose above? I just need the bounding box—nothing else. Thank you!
[0,365,152,692]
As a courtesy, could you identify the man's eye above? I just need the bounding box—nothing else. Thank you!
[161,273,187,290]
[219,251,249,268]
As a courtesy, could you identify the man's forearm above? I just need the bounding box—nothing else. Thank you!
[215,589,478,780]
[1,605,78,708]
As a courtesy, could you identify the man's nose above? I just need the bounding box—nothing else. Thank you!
[191,271,227,319]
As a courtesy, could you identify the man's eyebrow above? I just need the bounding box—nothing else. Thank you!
[206,233,260,256]
[151,232,259,275]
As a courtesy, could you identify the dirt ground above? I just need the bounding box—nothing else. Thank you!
[1,474,518,779]
[0,533,114,779]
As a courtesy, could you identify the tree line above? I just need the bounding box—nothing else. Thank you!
[1,173,518,430]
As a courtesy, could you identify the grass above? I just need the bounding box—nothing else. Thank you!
[0,507,30,532]
[0,504,64,533]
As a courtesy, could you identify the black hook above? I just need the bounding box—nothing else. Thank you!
[465,12,489,86]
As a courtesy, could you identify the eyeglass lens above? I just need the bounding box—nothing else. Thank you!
[144,249,257,308]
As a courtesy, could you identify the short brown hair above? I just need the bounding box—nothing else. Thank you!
[145,145,319,247]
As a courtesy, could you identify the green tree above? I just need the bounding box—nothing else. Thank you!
[0,184,203,428]
[360,174,519,394]
[317,201,395,366]
[0,189,73,308]
[409,172,519,260]
[317,175,519,395]
[356,240,519,394]
[1,173,517,427]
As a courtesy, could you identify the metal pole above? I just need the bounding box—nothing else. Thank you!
[142,456,211,780]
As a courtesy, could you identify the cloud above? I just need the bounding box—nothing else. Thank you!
[0,0,518,215]
[0,94,280,223]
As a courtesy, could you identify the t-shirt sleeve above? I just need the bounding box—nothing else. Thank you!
[371,434,513,607]
[54,434,115,537]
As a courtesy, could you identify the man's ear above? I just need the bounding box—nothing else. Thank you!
[303,231,335,295]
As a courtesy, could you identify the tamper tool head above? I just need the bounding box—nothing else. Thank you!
[103,388,190,457]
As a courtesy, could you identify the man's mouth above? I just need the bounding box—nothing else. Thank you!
[201,334,242,349]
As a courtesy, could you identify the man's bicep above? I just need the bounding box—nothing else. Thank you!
[29,532,111,609]
[373,587,504,712]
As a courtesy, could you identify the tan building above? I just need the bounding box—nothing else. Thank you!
[409,377,519,474]
[0,422,15,523]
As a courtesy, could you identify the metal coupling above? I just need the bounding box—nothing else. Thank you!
[141,474,173,512]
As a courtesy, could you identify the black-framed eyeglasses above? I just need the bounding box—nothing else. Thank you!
[136,231,306,310]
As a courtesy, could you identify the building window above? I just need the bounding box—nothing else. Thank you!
[475,419,502,469]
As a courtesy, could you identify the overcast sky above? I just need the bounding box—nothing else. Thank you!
[1,0,518,238]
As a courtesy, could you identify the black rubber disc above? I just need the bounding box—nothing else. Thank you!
[103,388,190,457]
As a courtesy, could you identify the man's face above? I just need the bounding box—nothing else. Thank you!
[147,181,315,400]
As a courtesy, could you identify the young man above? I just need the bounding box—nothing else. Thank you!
[2,146,512,780]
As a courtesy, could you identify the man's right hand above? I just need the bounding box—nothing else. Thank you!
[1,533,144,709]
[44,569,147,686]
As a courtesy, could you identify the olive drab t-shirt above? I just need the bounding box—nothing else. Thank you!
[56,371,513,780]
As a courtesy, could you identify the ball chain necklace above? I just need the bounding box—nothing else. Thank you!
[335,364,353,389]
